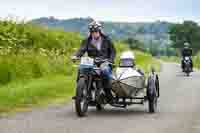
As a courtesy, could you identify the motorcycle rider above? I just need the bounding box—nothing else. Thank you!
[181,42,193,71]
[72,21,116,102]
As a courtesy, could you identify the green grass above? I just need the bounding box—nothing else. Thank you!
[194,53,200,69]
[0,49,76,85]
[0,75,75,113]
[135,50,160,73]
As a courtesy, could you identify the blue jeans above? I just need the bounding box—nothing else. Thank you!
[78,62,112,89]
[100,62,112,80]
[100,62,113,91]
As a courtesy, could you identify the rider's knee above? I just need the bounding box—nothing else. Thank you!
[101,65,112,79]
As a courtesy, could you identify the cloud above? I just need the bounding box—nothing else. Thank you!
[0,0,199,22]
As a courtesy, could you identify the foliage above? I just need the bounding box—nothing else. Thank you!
[32,17,171,49]
[194,52,200,69]
[169,21,200,54]
[123,37,147,52]
[0,20,82,50]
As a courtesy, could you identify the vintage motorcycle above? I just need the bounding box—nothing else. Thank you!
[72,56,160,117]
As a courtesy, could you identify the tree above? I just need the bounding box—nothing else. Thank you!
[123,37,146,52]
[169,21,200,53]
[148,41,160,56]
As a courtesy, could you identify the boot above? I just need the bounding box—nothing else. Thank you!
[102,78,114,103]
[104,88,114,103]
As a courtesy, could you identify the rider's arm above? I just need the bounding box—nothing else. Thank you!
[109,39,116,63]
[190,48,193,56]
[181,48,185,57]
[75,39,88,57]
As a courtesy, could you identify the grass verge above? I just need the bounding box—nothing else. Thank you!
[0,75,75,114]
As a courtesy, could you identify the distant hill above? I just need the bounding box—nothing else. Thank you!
[31,17,172,46]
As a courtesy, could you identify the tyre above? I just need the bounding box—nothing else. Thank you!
[147,74,158,113]
[187,72,190,77]
[96,104,103,111]
[185,64,191,77]
[148,97,157,113]
[155,75,160,98]
[75,78,88,117]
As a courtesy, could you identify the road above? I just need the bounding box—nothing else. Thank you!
[0,63,200,133]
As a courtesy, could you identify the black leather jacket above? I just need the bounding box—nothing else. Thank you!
[75,35,116,63]
[182,48,192,57]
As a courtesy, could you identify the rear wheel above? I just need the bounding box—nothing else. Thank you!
[75,78,88,117]
[155,75,160,98]
[147,74,159,113]
[148,97,157,113]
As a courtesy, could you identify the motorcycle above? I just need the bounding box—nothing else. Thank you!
[72,56,113,116]
[72,56,160,117]
[183,56,192,76]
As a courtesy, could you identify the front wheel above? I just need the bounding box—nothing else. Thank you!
[96,104,104,111]
[186,72,190,77]
[75,78,88,117]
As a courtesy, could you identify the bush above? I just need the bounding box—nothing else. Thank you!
[0,20,82,50]
[194,52,200,69]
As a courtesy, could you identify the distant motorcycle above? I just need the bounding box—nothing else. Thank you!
[183,56,192,76]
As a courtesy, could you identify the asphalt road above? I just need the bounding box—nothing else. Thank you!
[0,63,200,133]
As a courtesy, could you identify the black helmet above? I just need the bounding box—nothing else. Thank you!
[184,42,190,48]
[88,21,102,32]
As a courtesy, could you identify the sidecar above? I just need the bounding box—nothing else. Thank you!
[110,51,160,113]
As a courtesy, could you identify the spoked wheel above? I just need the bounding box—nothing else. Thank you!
[75,78,88,117]
[147,74,159,113]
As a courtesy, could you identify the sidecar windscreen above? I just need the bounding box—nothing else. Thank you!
[119,59,135,67]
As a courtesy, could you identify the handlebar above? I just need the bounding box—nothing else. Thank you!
[71,56,113,64]
[94,57,112,64]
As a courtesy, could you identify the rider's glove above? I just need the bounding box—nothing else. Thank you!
[71,56,78,62]
[107,59,113,63]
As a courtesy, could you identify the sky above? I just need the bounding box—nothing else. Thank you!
[0,0,199,22]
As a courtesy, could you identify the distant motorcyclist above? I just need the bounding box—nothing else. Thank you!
[181,42,193,71]
[72,21,116,102]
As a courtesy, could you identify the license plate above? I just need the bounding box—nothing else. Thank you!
[80,57,94,66]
